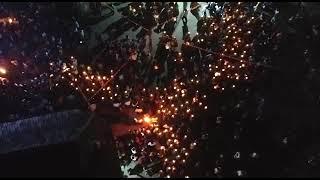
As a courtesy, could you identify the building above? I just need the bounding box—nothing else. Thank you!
[0,110,122,177]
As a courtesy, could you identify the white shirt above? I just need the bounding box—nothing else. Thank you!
[113,103,121,108]
[125,101,131,106]
[119,74,124,80]
[80,30,85,38]
[89,104,97,112]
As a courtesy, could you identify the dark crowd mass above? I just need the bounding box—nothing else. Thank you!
[1,1,320,178]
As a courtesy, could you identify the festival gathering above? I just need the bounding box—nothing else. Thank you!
[1,2,320,178]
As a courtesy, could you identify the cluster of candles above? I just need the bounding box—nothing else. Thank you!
[128,2,144,16]
[52,3,263,177]
[0,2,266,177]
[0,17,18,25]
[0,17,16,82]
[212,2,254,84]
[57,56,208,120]
[125,2,180,33]
[180,2,258,92]
[128,121,197,178]
[54,54,209,177]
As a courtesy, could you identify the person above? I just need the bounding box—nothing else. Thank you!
[190,2,200,20]
[203,8,207,18]
[129,164,143,175]
[182,16,188,39]
[163,18,176,36]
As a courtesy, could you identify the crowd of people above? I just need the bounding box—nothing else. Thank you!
[105,2,180,40]
[0,2,85,121]
[99,2,320,177]
[1,1,320,178]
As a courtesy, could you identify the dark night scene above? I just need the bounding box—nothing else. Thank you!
[1,2,320,178]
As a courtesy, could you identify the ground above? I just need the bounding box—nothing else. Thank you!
[86,2,209,56]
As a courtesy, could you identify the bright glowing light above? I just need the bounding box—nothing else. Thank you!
[214,72,221,77]
[0,67,6,74]
[142,114,158,124]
